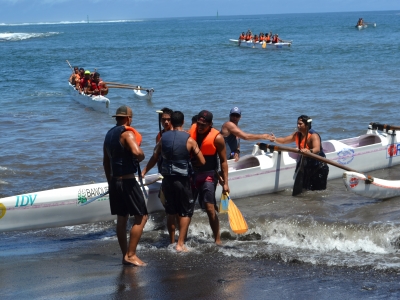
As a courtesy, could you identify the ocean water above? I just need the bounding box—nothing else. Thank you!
[1,11,400,298]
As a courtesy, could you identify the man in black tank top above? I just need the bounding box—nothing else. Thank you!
[103,105,148,266]
[141,111,205,251]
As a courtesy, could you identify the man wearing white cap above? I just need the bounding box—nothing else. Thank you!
[220,107,273,161]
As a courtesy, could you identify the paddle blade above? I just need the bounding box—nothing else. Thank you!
[218,193,229,214]
[228,199,248,234]
[262,41,266,48]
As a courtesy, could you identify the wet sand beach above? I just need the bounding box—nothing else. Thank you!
[2,234,400,299]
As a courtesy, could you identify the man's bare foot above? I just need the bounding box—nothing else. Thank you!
[176,244,189,252]
[123,254,147,267]
[215,240,222,246]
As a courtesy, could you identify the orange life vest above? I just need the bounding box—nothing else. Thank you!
[295,132,312,149]
[125,126,142,146]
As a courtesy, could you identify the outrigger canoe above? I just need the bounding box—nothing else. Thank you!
[229,39,292,49]
[343,171,400,200]
[2,123,400,232]
[134,86,154,101]
[0,174,163,232]
[69,82,110,114]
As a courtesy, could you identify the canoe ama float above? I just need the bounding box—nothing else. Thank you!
[134,86,154,100]
[69,82,110,114]
[229,39,292,49]
[343,171,400,200]
[2,123,400,232]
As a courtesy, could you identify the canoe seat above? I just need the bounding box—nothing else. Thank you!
[228,155,260,171]
[358,134,381,147]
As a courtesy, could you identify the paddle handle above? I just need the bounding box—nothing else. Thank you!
[258,143,358,173]
[370,122,400,132]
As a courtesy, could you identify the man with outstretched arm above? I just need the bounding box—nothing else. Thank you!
[220,107,273,161]
[190,110,229,245]
[103,105,148,266]
[141,111,205,251]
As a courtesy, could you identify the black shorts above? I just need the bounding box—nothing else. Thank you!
[192,171,217,209]
[109,177,148,217]
[162,176,194,217]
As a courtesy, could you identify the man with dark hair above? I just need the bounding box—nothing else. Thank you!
[103,105,148,266]
[87,72,108,96]
[267,115,329,190]
[141,111,205,251]
[156,107,173,143]
[189,110,229,245]
[220,106,273,161]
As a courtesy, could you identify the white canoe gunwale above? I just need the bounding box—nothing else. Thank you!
[343,171,400,200]
[229,39,292,49]
[68,82,110,114]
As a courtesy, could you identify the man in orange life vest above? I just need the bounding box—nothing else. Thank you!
[103,105,148,266]
[265,115,329,190]
[79,70,91,94]
[87,72,109,96]
[189,110,229,245]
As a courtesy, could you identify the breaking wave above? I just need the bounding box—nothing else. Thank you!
[0,32,60,41]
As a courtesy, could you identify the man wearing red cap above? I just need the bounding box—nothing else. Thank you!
[103,105,148,266]
[189,110,229,245]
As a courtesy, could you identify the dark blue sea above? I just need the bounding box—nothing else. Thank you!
[1,11,400,299]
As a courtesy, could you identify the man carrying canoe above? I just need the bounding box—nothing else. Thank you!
[103,105,148,266]
[268,115,329,190]
[220,107,273,161]
[189,110,229,245]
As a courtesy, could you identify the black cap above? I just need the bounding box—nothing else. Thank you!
[197,110,213,123]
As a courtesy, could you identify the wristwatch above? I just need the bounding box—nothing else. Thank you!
[235,149,241,154]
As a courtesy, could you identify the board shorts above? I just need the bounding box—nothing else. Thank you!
[109,177,148,217]
[192,171,217,209]
[162,175,194,217]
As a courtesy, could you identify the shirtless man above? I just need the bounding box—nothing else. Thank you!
[220,107,272,161]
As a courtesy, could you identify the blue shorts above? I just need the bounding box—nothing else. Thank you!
[193,171,217,209]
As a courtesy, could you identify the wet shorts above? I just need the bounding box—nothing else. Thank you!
[193,171,217,209]
[109,177,148,217]
[162,175,194,217]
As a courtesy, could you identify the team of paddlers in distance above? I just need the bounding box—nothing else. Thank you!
[239,29,283,43]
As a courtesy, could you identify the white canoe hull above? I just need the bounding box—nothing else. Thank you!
[356,24,368,30]
[134,87,154,100]
[229,39,292,49]
[343,171,400,200]
[216,127,400,199]
[0,174,163,232]
[69,83,110,114]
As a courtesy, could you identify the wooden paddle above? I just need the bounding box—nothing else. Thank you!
[214,171,248,234]
[80,175,163,206]
[292,119,311,196]
[66,60,74,73]
[257,143,374,183]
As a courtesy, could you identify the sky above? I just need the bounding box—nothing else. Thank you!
[0,0,398,24]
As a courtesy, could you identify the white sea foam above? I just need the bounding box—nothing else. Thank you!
[0,32,60,41]
[0,20,143,26]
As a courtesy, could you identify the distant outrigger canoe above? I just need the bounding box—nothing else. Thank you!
[229,39,292,49]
